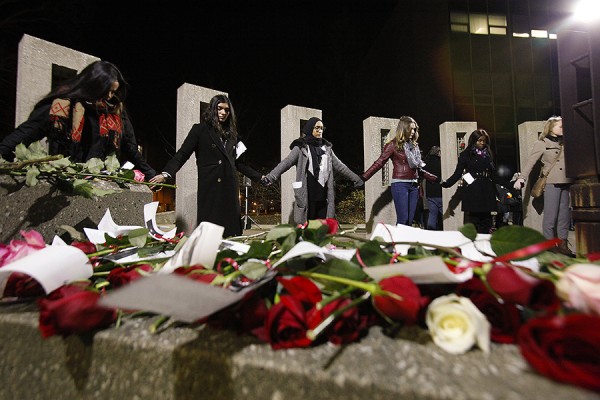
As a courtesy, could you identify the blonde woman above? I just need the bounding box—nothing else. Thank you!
[361,116,438,226]
[514,116,574,256]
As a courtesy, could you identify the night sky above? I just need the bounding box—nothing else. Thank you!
[1,0,440,174]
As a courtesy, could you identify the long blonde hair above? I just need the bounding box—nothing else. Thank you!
[540,116,561,140]
[389,116,418,150]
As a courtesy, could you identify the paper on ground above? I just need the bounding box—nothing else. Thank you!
[144,202,176,240]
[99,273,258,323]
[271,241,356,268]
[84,202,177,244]
[363,256,472,284]
[370,223,539,271]
[0,246,92,296]
[159,221,224,274]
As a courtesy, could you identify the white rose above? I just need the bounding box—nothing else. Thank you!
[556,264,600,316]
[425,294,491,355]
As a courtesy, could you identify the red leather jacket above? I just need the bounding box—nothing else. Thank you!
[362,142,438,182]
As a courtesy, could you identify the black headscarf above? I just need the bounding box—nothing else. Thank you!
[302,117,325,180]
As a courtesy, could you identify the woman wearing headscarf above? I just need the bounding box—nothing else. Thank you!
[263,117,363,225]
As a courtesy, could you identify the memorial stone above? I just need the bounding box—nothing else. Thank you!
[362,117,398,232]
[439,122,477,231]
[279,105,322,224]
[517,121,545,232]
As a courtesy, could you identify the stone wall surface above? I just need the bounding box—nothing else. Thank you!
[0,175,152,242]
[0,303,597,400]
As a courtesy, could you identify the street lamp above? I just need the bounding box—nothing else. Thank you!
[573,0,600,23]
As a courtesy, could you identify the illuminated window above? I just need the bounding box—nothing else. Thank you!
[513,32,530,38]
[531,30,548,38]
[489,14,507,36]
[549,33,557,39]
[451,12,468,33]
[470,13,488,35]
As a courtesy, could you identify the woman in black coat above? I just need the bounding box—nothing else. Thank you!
[0,61,156,180]
[442,129,498,234]
[149,94,262,237]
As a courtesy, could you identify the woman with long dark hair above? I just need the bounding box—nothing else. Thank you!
[442,129,497,234]
[0,60,156,179]
[149,94,262,237]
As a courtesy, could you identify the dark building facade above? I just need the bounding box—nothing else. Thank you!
[446,0,572,174]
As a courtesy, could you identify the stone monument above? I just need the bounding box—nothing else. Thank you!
[279,105,322,224]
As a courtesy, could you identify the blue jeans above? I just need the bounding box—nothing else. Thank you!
[426,197,443,230]
[391,181,419,225]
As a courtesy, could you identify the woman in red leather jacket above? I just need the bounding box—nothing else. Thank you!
[361,116,438,226]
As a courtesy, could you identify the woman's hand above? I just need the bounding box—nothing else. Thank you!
[149,174,166,191]
[513,178,525,190]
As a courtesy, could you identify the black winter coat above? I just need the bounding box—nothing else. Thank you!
[0,101,156,179]
[444,149,498,213]
[162,123,262,237]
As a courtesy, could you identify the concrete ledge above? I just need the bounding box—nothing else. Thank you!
[0,175,153,242]
[0,304,597,400]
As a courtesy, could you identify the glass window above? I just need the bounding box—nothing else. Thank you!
[470,13,488,34]
[490,27,507,35]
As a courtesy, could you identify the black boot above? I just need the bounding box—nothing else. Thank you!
[556,239,575,258]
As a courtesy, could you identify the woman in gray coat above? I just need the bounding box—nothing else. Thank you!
[514,116,574,256]
[263,117,363,225]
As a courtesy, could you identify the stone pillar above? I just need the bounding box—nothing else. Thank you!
[279,105,322,224]
[517,121,545,232]
[15,34,99,127]
[363,117,398,232]
[439,122,477,231]
[175,84,226,234]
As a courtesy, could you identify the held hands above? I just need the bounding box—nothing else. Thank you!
[149,174,166,191]
[261,175,272,186]
[441,180,451,188]
[513,178,525,190]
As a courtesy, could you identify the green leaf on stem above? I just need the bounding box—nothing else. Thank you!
[84,158,104,174]
[351,240,391,266]
[14,143,30,161]
[266,225,295,242]
[239,261,268,280]
[244,241,274,260]
[311,259,369,291]
[25,165,40,186]
[104,154,121,173]
[127,228,149,248]
[28,141,47,158]
[50,157,71,169]
[490,225,546,259]
[459,223,477,241]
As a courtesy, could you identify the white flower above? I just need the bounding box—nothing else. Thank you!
[556,264,600,316]
[425,294,491,354]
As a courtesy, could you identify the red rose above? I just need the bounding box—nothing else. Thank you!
[372,275,426,324]
[518,314,600,392]
[486,263,559,311]
[457,277,522,343]
[259,295,313,350]
[173,265,219,284]
[70,241,97,254]
[307,297,370,345]
[38,284,116,338]
[107,264,153,288]
[3,272,45,298]
[317,218,339,234]
[277,276,322,305]
[210,291,269,334]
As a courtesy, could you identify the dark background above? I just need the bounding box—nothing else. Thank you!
[0,0,576,175]
[0,0,452,174]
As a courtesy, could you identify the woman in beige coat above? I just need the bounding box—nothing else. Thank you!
[514,116,574,256]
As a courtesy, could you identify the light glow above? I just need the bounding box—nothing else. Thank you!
[573,0,600,23]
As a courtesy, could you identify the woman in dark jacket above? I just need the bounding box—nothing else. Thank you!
[442,129,497,234]
[361,116,438,226]
[149,94,262,237]
[0,61,156,179]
